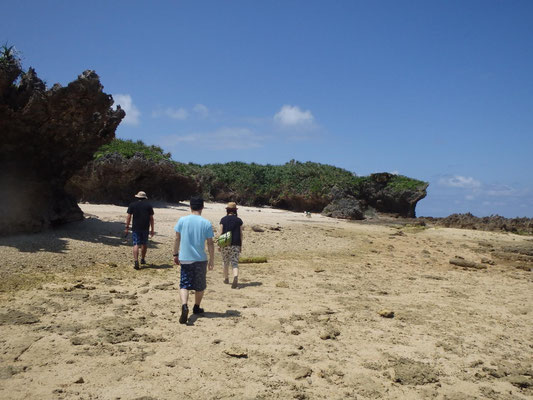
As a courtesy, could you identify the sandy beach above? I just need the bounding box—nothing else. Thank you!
[0,202,532,399]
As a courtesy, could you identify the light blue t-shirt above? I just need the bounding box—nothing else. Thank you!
[174,215,214,262]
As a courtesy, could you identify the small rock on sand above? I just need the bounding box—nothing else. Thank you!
[449,257,487,269]
[378,309,395,318]
[320,327,340,340]
[223,347,248,358]
[277,361,312,380]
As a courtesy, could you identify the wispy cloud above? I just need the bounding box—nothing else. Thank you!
[152,107,189,120]
[439,175,481,189]
[485,184,516,197]
[163,127,265,150]
[152,103,210,120]
[193,104,209,118]
[430,174,533,217]
[274,105,314,128]
[113,94,140,125]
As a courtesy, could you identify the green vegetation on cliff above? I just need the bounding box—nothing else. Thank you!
[90,139,428,214]
[95,139,172,162]
[201,160,358,199]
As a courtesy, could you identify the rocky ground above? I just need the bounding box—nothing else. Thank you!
[0,202,532,399]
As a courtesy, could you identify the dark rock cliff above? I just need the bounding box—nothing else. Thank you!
[0,56,124,235]
[321,185,366,219]
[67,153,199,205]
[356,173,429,218]
[321,174,428,220]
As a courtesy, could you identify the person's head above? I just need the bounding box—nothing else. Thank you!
[190,196,204,211]
[135,191,148,200]
[226,201,238,215]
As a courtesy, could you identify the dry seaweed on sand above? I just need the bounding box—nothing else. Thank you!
[239,256,268,264]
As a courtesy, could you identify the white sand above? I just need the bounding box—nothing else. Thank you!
[0,202,532,399]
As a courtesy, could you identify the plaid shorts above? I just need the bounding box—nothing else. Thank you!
[132,231,149,246]
[180,261,208,291]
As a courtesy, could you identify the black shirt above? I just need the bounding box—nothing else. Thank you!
[220,215,243,246]
[127,200,154,232]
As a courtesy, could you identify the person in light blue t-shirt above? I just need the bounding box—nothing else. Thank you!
[173,196,214,325]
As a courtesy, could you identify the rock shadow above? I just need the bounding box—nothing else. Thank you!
[0,216,152,253]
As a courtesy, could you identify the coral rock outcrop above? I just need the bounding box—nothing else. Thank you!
[67,153,199,205]
[358,173,429,218]
[0,57,124,235]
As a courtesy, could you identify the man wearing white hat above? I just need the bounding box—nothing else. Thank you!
[125,191,155,269]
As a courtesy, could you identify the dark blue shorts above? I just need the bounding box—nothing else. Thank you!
[180,261,208,291]
[132,231,149,246]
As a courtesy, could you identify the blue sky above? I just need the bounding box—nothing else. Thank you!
[3,1,532,217]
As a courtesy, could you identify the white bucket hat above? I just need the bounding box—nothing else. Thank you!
[135,191,148,199]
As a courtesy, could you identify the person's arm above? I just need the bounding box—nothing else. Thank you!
[125,214,132,235]
[240,225,244,251]
[207,238,215,270]
[149,215,155,238]
[173,232,180,265]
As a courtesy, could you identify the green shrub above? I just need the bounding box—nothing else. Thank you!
[94,139,171,162]
[92,139,427,210]
[387,175,427,192]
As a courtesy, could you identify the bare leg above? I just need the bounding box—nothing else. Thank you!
[141,244,147,260]
[179,288,189,324]
[223,264,229,281]
[180,288,189,306]
[222,248,230,282]
[133,245,139,261]
[231,248,240,288]
[233,247,240,277]
[194,290,204,306]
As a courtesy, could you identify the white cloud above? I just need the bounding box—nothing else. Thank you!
[113,94,140,125]
[166,107,189,120]
[274,105,314,127]
[164,127,265,150]
[152,107,189,120]
[485,185,516,197]
[439,175,481,189]
[152,104,209,120]
[193,104,209,118]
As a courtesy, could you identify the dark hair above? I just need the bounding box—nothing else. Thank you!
[190,196,204,211]
[226,208,237,216]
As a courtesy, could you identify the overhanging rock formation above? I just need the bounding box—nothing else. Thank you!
[67,152,199,206]
[0,57,124,235]
[358,173,429,218]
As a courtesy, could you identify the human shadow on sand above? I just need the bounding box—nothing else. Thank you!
[1,215,164,254]
[139,263,174,270]
[236,281,263,289]
[186,309,241,326]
